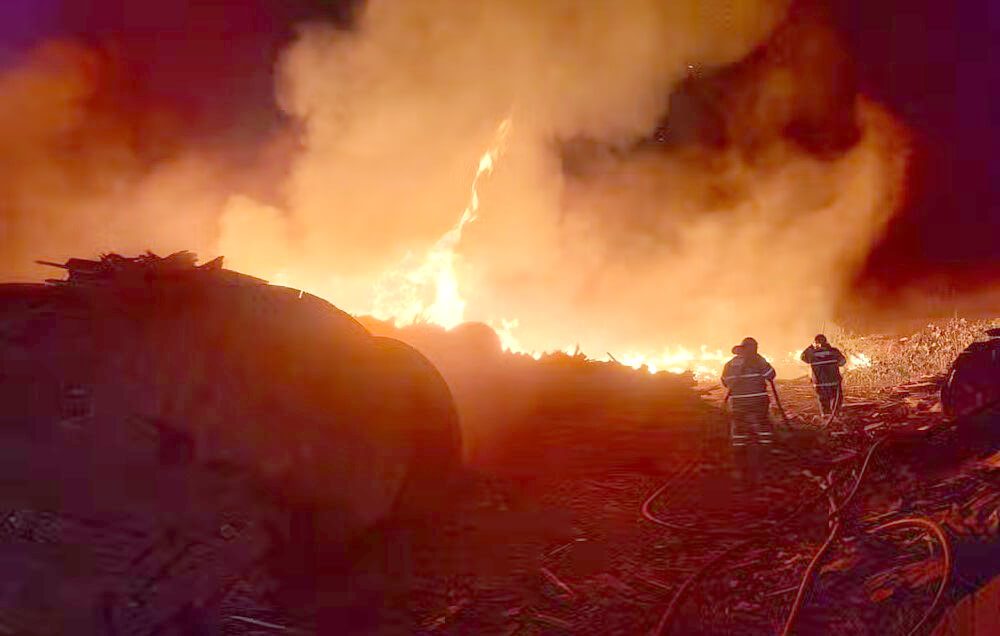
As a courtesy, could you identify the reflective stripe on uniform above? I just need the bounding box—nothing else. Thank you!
[809,359,840,366]
[730,392,769,399]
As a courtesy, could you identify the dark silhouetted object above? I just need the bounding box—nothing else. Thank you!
[0,251,461,634]
[941,328,1000,418]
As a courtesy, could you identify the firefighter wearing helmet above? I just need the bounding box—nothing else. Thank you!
[800,334,847,417]
[721,337,776,474]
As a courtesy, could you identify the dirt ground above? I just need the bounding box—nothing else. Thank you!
[217,374,1000,635]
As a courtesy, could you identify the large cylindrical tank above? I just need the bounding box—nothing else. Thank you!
[0,255,462,633]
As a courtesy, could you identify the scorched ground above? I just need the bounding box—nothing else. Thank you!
[1,254,999,635]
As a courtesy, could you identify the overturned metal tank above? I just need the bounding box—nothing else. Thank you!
[0,251,461,634]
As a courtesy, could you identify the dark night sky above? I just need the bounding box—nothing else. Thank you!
[0,0,995,290]
[832,0,998,288]
[1,1,354,141]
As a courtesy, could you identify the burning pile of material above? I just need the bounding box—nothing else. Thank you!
[359,316,709,470]
[0,0,913,376]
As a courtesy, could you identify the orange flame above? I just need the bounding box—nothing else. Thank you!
[266,116,877,382]
[371,119,512,329]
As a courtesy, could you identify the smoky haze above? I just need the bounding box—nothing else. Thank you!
[1,0,911,368]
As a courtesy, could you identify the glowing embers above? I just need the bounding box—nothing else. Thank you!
[618,346,729,378]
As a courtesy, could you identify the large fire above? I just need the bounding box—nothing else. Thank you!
[280,120,746,379]
[271,123,872,381]
[2,2,899,385]
[370,119,512,329]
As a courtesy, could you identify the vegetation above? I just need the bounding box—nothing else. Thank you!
[836,317,1000,390]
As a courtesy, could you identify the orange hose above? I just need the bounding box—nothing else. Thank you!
[870,517,952,636]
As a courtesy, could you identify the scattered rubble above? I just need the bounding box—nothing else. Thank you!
[4,253,998,635]
[306,365,997,636]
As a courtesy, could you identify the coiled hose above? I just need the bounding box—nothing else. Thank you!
[647,443,881,635]
[648,436,952,636]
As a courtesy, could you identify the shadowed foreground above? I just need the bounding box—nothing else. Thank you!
[0,252,461,634]
[1,253,999,635]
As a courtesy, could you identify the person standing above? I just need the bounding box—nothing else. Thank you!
[800,334,847,416]
[721,337,777,468]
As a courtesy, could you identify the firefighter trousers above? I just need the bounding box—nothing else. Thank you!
[815,384,841,415]
[729,395,773,448]
[729,395,774,480]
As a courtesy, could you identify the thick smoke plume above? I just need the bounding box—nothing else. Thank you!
[1,0,910,370]
[0,42,232,278]
[221,0,907,366]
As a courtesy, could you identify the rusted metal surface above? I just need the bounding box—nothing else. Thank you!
[0,252,462,634]
[933,574,1000,636]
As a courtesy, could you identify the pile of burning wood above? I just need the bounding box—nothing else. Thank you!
[359,317,710,470]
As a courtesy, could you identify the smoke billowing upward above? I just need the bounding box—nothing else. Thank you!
[1,0,916,367]
[218,0,907,363]
[0,42,229,278]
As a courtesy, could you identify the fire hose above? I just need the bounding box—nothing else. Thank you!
[780,516,951,636]
[770,379,789,424]
[645,443,881,634]
[819,379,845,427]
[646,434,953,636]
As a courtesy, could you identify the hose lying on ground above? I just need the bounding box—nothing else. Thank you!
[779,515,952,636]
[778,439,886,636]
[648,434,953,636]
[641,439,881,540]
[649,444,877,635]
[873,518,952,636]
[652,535,765,636]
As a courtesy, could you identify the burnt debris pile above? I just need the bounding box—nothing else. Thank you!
[38,250,258,288]
[359,317,711,475]
[381,368,1000,636]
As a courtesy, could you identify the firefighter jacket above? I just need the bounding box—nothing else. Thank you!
[721,354,776,400]
[800,345,847,387]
